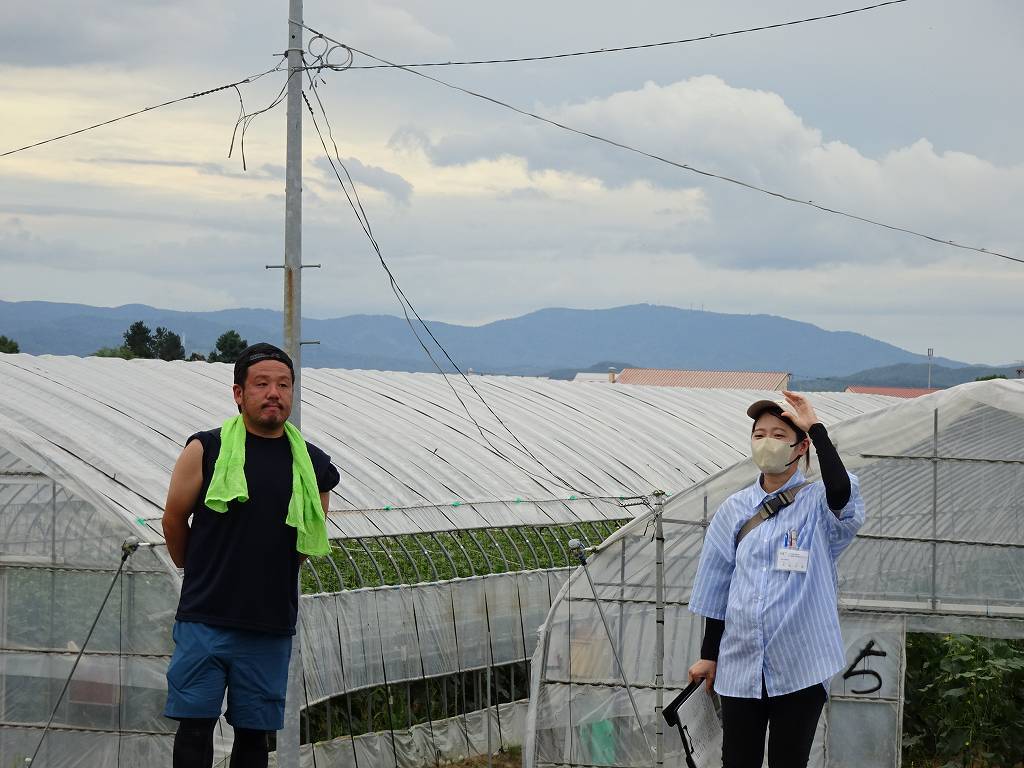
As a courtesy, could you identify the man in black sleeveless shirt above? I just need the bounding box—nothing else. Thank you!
[162,343,340,768]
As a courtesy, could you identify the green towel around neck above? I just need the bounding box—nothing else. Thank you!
[205,415,330,556]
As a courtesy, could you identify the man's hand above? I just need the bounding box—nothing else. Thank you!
[780,390,820,433]
[688,659,717,693]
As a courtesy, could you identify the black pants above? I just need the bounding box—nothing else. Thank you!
[719,682,827,768]
[172,718,269,768]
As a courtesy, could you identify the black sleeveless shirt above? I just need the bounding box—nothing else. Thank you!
[175,428,340,635]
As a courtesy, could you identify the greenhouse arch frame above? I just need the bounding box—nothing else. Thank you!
[1,353,902,766]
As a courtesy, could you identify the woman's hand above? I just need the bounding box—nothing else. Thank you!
[688,659,717,693]
[780,390,820,432]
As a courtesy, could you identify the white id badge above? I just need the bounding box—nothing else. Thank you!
[775,548,809,572]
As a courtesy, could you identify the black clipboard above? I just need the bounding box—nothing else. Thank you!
[663,680,722,768]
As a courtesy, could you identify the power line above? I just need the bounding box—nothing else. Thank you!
[300,23,1022,266]
[1,61,286,159]
[1,43,612,497]
[229,64,300,170]
[299,69,600,498]
[330,0,910,70]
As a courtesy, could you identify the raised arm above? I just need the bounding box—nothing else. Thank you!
[162,440,204,568]
[781,390,851,514]
[808,423,851,513]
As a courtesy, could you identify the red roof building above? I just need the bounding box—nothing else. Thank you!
[612,368,791,390]
[844,386,941,398]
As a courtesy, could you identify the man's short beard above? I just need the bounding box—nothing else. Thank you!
[243,398,287,427]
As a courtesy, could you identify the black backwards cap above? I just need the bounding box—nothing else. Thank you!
[746,399,807,442]
[234,342,294,386]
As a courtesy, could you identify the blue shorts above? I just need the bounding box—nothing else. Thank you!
[164,621,293,730]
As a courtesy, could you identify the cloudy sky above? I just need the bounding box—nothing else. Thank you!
[1,0,1021,365]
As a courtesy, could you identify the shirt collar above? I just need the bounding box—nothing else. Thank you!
[750,469,807,504]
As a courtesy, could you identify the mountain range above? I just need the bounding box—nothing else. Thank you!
[0,300,1010,386]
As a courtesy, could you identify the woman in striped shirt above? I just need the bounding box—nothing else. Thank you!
[688,391,865,768]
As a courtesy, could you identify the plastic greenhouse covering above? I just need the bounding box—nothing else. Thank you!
[0,354,899,767]
[523,378,1024,768]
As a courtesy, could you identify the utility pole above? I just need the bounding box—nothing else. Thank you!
[927,347,934,389]
[278,0,303,765]
[284,0,303,425]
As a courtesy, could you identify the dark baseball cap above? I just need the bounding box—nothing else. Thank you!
[234,342,294,386]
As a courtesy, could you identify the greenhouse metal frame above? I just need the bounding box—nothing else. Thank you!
[523,378,1024,768]
[0,354,897,766]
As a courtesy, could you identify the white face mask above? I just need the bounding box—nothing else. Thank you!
[751,437,799,474]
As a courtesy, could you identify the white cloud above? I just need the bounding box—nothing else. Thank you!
[409,75,1024,269]
[2,0,1023,365]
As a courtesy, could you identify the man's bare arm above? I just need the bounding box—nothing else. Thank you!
[162,440,204,568]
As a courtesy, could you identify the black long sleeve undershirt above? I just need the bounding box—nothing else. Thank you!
[808,422,851,513]
[700,617,724,661]
[698,424,851,662]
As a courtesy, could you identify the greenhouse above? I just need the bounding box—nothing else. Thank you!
[0,353,900,767]
[523,378,1024,768]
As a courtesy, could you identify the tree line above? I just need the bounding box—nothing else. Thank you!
[93,321,250,362]
[0,323,250,361]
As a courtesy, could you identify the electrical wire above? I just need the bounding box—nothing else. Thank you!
[228,63,302,170]
[330,0,910,70]
[300,69,605,498]
[306,91,592,495]
[299,23,1021,266]
[1,61,287,159]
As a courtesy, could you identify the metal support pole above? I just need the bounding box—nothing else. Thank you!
[653,491,665,768]
[49,481,57,714]
[486,649,493,768]
[618,537,626,664]
[28,539,149,767]
[482,584,504,759]
[279,0,304,764]
[931,408,939,611]
[568,539,653,757]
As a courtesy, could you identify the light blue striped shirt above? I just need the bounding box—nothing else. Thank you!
[689,469,865,698]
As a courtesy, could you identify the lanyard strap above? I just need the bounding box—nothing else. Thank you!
[735,481,812,546]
